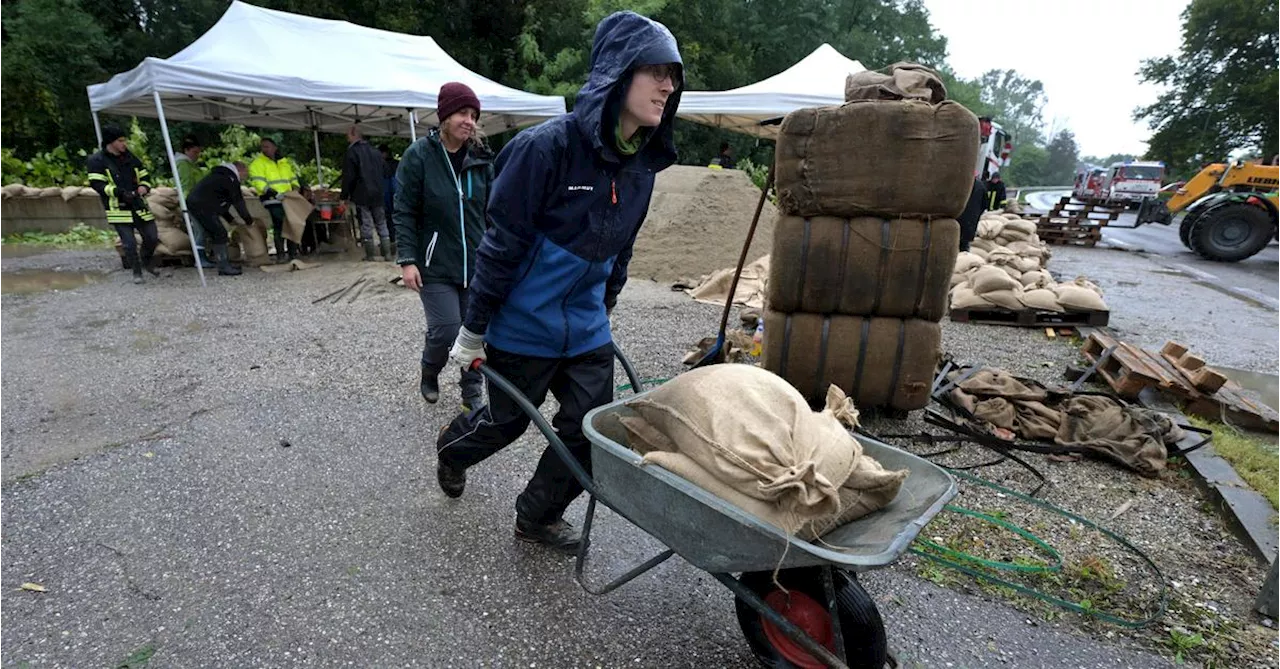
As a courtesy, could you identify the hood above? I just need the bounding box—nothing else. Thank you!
[217,162,240,182]
[573,11,682,168]
[175,153,193,164]
[425,127,494,166]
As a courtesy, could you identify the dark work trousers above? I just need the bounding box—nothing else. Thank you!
[419,282,483,402]
[192,211,230,245]
[266,203,299,259]
[114,211,159,266]
[436,342,615,525]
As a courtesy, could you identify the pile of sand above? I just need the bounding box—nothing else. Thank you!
[629,165,776,283]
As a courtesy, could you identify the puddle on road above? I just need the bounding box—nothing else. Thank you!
[1,244,53,258]
[1217,366,1279,413]
[2,269,105,294]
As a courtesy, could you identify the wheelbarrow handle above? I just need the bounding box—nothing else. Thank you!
[468,343,641,499]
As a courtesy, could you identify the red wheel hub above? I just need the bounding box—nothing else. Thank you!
[760,588,834,668]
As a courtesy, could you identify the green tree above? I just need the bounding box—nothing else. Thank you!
[1135,0,1279,178]
[1044,129,1080,186]
[1003,143,1048,187]
[977,69,1047,145]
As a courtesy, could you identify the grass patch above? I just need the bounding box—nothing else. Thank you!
[3,223,115,248]
[1187,416,1278,509]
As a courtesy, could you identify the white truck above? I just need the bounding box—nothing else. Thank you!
[976,117,1012,180]
[1098,160,1165,208]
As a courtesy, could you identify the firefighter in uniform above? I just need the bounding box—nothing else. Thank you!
[87,125,160,284]
[247,134,301,263]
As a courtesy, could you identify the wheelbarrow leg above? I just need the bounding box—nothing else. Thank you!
[573,494,675,596]
[713,571,851,669]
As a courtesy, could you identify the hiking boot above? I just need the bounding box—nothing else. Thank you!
[362,241,377,262]
[436,459,465,498]
[130,251,144,284]
[420,366,440,403]
[515,517,583,553]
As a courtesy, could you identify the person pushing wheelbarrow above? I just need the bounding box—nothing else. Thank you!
[434,10,684,552]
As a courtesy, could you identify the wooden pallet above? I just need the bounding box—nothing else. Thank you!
[1081,332,1279,432]
[950,307,1110,327]
[1160,341,1229,393]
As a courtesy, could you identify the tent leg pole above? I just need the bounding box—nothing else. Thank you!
[409,110,417,142]
[92,111,103,147]
[153,91,207,288]
[312,129,324,189]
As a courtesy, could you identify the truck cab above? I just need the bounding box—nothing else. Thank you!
[1101,161,1165,207]
[975,117,1012,180]
[1072,167,1107,199]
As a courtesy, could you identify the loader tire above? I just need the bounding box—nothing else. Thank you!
[1188,203,1274,262]
[1178,210,1203,249]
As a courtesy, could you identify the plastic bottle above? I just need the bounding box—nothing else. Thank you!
[751,319,764,357]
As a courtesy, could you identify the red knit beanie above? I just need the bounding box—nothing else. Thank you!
[437,82,481,122]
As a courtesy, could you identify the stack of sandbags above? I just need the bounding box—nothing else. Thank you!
[949,211,1108,314]
[762,62,978,411]
[1,183,98,200]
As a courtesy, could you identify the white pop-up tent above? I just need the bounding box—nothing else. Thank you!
[86,1,565,286]
[677,44,866,138]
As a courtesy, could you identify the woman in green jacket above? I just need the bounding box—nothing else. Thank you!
[394,82,494,410]
[174,136,212,268]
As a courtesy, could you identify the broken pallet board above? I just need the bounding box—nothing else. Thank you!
[951,307,1109,328]
[1160,341,1229,393]
[1081,332,1280,432]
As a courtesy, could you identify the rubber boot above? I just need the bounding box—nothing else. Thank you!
[141,249,160,277]
[131,251,145,284]
[362,241,377,262]
[214,244,242,276]
[193,247,214,269]
[273,236,288,264]
[379,239,391,261]
[420,365,440,403]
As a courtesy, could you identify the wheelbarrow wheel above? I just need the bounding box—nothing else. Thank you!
[734,568,887,668]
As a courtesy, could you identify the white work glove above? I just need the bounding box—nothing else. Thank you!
[449,326,486,372]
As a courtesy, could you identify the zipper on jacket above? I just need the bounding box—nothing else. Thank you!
[438,142,468,288]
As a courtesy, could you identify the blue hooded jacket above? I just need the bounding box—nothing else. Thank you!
[463,11,682,358]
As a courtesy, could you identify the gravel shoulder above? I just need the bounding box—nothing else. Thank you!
[2,249,1274,668]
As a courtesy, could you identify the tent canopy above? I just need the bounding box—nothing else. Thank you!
[87,1,565,137]
[676,44,865,138]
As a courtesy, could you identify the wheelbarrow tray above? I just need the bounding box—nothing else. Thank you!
[583,393,957,574]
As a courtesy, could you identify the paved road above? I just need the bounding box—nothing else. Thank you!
[1027,190,1279,310]
[0,254,1181,669]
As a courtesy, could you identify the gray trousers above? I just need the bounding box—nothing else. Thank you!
[420,282,483,401]
[357,205,390,244]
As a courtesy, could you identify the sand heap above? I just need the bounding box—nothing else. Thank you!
[628,165,776,283]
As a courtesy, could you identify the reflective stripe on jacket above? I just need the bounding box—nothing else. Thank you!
[86,149,155,225]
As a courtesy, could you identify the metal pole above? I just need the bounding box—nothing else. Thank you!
[152,91,207,288]
[91,111,103,146]
[312,129,324,188]
[409,110,417,142]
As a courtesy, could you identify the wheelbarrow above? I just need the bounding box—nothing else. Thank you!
[472,345,956,668]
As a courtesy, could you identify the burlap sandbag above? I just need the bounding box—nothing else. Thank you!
[37,187,62,198]
[844,62,946,104]
[20,186,43,197]
[60,186,83,201]
[148,199,175,220]
[977,218,1005,239]
[1004,219,1037,236]
[951,286,991,309]
[233,218,271,265]
[1,183,25,198]
[625,365,862,525]
[281,191,311,244]
[969,247,990,261]
[762,311,941,411]
[776,100,980,218]
[1013,256,1041,274]
[1070,276,1104,296]
[1005,241,1042,258]
[1054,285,1108,311]
[987,247,1018,265]
[982,288,1024,311]
[1020,288,1064,312]
[767,215,959,319]
[970,266,1020,294]
[998,227,1032,243]
[157,226,191,254]
[971,238,998,253]
[1020,270,1052,289]
[950,272,971,289]
[955,251,985,273]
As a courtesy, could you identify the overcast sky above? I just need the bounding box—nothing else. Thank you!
[921,0,1190,158]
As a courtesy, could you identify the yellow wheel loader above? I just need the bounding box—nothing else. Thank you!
[1135,159,1279,262]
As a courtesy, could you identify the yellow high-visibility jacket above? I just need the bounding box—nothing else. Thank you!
[247,154,299,200]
